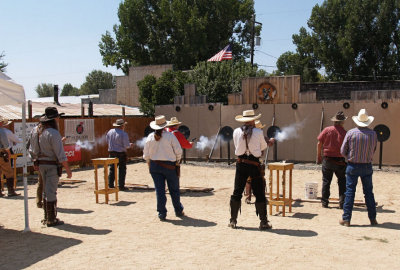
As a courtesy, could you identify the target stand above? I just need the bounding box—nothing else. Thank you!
[373,124,390,169]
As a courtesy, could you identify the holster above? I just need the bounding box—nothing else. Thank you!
[0,150,9,162]
[175,165,181,178]
[57,164,63,177]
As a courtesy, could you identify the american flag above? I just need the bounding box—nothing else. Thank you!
[207,45,232,61]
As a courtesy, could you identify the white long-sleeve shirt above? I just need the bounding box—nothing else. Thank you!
[233,127,268,157]
[143,131,182,162]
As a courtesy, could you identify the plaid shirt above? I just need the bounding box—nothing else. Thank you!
[341,127,377,163]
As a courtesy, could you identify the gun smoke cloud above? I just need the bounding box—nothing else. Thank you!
[275,119,307,142]
[75,135,107,150]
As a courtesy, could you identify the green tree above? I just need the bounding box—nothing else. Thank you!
[0,52,7,72]
[138,75,157,116]
[35,83,54,97]
[279,0,400,81]
[99,0,258,73]
[80,70,115,95]
[61,83,80,96]
[138,70,188,116]
[187,60,266,103]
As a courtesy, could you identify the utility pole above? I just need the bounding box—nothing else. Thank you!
[250,14,262,67]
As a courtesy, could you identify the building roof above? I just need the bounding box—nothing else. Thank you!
[0,96,143,120]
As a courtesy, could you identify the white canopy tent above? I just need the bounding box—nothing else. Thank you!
[0,71,30,232]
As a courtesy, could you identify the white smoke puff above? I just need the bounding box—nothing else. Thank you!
[75,140,94,151]
[195,135,218,151]
[135,137,147,149]
[275,119,307,142]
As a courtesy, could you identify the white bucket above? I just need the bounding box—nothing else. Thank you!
[305,182,318,199]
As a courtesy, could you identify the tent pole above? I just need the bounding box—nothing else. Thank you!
[22,102,30,232]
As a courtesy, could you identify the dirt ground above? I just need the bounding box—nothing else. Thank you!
[1,161,399,270]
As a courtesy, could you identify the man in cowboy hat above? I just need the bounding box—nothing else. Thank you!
[0,116,19,197]
[143,115,184,221]
[165,117,194,149]
[29,107,72,226]
[106,119,133,191]
[339,109,378,227]
[317,111,348,209]
[229,110,274,230]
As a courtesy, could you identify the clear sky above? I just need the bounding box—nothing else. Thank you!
[1,0,324,99]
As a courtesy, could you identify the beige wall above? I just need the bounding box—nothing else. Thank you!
[116,64,173,107]
[155,101,400,165]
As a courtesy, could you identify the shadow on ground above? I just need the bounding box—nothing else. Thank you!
[0,228,82,269]
[166,215,217,227]
[57,208,94,214]
[54,223,112,235]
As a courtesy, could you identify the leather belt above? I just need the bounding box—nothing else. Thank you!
[152,160,176,170]
[37,160,58,165]
[237,158,260,167]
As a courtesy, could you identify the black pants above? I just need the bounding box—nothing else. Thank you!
[321,157,346,204]
[231,157,266,203]
[108,151,127,188]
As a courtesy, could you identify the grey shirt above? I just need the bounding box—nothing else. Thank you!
[30,127,67,162]
[0,127,10,149]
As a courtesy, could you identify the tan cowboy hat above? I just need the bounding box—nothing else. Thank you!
[255,120,265,129]
[166,117,182,127]
[150,115,169,130]
[352,109,374,127]
[113,119,127,127]
[0,116,12,126]
[235,110,262,122]
[331,111,348,122]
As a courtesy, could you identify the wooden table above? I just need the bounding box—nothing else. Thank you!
[1,153,22,191]
[268,162,294,217]
[92,158,119,204]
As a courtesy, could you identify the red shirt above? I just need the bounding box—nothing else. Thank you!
[317,125,346,157]
[165,127,193,149]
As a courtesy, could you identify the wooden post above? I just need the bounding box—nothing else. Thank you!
[122,107,126,117]
[81,101,85,117]
[28,100,32,120]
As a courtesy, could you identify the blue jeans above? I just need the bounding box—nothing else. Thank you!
[342,163,376,222]
[150,160,183,219]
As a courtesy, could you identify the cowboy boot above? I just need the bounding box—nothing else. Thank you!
[46,200,64,227]
[228,199,241,229]
[41,199,47,225]
[6,178,19,197]
[255,201,272,230]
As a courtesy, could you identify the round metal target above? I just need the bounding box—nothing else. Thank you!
[252,103,259,110]
[144,125,153,137]
[175,106,181,112]
[220,126,233,141]
[291,103,298,110]
[267,125,281,139]
[208,104,214,111]
[374,124,390,142]
[178,125,190,139]
[381,102,388,109]
[343,102,350,109]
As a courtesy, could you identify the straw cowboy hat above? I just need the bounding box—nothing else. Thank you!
[150,115,169,130]
[255,120,266,129]
[331,111,347,122]
[40,107,65,122]
[166,117,182,127]
[0,116,12,126]
[235,110,262,122]
[352,109,374,127]
[113,119,128,127]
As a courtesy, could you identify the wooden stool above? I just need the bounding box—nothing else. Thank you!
[92,158,119,204]
[1,153,22,191]
[268,162,294,217]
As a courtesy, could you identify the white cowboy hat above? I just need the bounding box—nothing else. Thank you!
[113,119,127,127]
[0,116,12,126]
[165,117,182,127]
[235,110,262,122]
[150,115,169,130]
[255,120,265,129]
[352,109,374,127]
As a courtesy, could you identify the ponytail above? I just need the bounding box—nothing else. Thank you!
[154,129,163,141]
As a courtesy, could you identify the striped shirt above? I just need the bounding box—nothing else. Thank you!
[340,127,377,163]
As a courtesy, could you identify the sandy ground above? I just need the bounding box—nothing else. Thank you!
[1,161,400,270]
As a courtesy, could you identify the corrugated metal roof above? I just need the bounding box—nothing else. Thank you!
[0,101,143,120]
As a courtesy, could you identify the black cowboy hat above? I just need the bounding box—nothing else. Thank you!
[40,107,65,122]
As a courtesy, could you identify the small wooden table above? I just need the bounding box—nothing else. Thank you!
[268,162,294,217]
[1,153,22,191]
[92,158,119,204]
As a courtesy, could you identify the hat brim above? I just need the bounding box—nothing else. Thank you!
[256,124,266,129]
[150,121,168,130]
[235,113,262,122]
[2,120,12,125]
[165,121,182,127]
[352,116,374,127]
[331,116,348,121]
[113,122,127,127]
